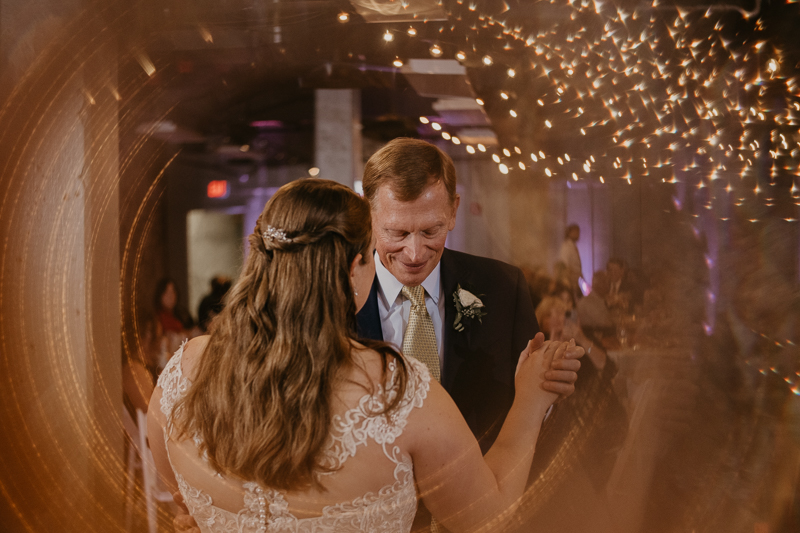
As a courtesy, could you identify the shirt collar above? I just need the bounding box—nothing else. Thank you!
[374,251,441,307]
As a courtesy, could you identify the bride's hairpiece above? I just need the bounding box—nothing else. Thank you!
[262,225,293,244]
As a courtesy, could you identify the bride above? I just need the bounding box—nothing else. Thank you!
[148,178,580,533]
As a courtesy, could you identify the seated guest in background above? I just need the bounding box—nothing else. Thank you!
[606,258,643,312]
[152,277,196,370]
[577,270,614,339]
[552,281,575,311]
[197,275,232,333]
[536,296,569,340]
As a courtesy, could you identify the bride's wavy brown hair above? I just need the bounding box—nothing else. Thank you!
[171,178,407,491]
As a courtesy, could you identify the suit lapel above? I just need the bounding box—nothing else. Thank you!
[356,276,384,341]
[440,249,475,392]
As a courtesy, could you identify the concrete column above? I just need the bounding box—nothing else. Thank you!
[314,89,362,189]
[0,4,122,531]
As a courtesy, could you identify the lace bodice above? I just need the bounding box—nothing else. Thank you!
[157,342,430,533]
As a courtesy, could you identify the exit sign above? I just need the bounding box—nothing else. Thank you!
[207,180,229,199]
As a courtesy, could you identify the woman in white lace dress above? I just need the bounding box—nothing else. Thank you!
[148,179,577,533]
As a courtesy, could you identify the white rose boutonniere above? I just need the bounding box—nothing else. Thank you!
[453,284,488,332]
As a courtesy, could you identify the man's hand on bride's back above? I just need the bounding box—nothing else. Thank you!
[173,491,201,533]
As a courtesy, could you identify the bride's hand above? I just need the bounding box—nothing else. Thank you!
[514,335,567,413]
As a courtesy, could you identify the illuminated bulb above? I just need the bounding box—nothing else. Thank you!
[383,30,394,42]
[503,148,511,156]
[452,137,461,145]
[768,59,778,73]
[545,168,552,177]
[581,128,586,135]
[539,151,545,158]
[442,132,451,140]
[456,51,466,61]
[492,154,501,163]
[600,176,605,183]
[475,98,484,106]
[537,99,544,106]
[431,122,442,131]
[572,173,578,181]
[500,91,509,100]
[429,44,443,57]
[558,157,564,165]
[466,145,476,154]
[514,147,521,154]
[309,167,320,176]
[419,117,429,124]
[510,110,517,117]
[507,68,516,77]
[407,27,417,36]
[519,162,526,170]
[482,55,493,66]
[392,58,404,68]
[337,12,349,23]
[531,153,538,162]
[478,144,486,152]
[565,154,570,161]
[499,164,509,174]
[545,120,552,128]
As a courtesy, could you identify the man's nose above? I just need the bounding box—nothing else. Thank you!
[405,234,425,262]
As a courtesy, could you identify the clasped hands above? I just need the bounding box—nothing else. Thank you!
[516,331,583,399]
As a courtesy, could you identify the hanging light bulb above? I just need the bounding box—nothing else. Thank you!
[482,55,493,66]
[407,27,417,36]
[429,44,443,57]
[337,12,349,23]
[383,30,394,42]
[392,58,404,68]
[507,68,516,77]
[456,51,467,61]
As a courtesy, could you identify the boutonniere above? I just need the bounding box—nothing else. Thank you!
[452,284,488,332]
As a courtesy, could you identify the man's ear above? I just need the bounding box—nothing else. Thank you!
[448,194,461,231]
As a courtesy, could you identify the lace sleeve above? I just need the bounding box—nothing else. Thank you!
[157,340,189,421]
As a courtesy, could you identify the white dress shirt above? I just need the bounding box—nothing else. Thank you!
[374,251,445,371]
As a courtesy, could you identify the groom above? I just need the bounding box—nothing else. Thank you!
[357,137,580,452]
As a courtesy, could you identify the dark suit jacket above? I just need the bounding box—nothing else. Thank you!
[357,248,539,452]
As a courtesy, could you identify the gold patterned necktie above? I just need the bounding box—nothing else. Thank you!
[401,285,441,382]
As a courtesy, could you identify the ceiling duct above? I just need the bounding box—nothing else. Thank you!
[400,59,475,99]
[349,0,448,22]
[432,97,489,127]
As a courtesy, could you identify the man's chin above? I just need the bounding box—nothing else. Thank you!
[391,264,432,286]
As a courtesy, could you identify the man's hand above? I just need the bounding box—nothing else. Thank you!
[542,338,583,399]
[517,333,582,399]
[173,491,200,533]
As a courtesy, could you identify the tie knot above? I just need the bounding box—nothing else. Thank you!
[401,285,425,307]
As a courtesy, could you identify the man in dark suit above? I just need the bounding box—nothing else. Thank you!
[358,137,581,452]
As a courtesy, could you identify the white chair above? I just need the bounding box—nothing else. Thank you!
[123,409,173,533]
[138,409,174,533]
[123,409,142,532]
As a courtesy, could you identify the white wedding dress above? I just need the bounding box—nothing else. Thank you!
[156,343,431,533]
